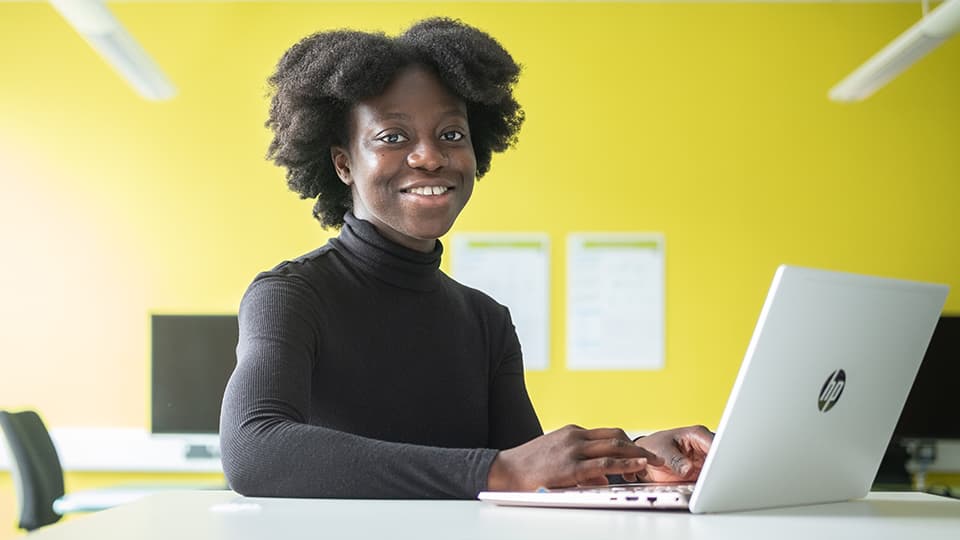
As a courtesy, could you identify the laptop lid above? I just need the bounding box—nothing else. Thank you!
[688,265,947,512]
[478,265,948,513]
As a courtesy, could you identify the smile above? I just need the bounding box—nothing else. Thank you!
[404,186,450,196]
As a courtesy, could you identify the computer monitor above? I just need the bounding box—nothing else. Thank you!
[892,315,960,441]
[875,314,959,485]
[150,314,238,458]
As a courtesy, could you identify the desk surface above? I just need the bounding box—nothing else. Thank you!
[26,491,960,540]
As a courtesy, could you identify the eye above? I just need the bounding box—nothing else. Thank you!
[377,133,408,144]
[440,130,465,142]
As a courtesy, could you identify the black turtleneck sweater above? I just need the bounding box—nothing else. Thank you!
[219,213,543,499]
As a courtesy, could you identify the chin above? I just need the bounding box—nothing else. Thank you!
[414,208,462,233]
[413,225,454,242]
[408,218,456,242]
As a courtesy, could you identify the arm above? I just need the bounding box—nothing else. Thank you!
[219,275,498,499]
[486,308,542,450]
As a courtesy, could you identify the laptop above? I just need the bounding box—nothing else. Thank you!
[479,265,948,513]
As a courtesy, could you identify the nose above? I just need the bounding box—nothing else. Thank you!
[406,138,448,171]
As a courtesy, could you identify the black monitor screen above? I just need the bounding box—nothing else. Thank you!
[892,315,960,440]
[151,314,238,435]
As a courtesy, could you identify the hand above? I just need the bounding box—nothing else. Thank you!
[487,425,654,491]
[634,425,714,483]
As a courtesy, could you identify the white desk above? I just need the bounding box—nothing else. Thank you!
[25,491,960,539]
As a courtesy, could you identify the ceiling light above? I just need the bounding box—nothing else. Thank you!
[49,0,176,101]
[829,0,960,102]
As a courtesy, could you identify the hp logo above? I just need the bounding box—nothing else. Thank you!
[818,369,846,412]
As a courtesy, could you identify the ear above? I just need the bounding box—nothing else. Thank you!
[331,146,352,186]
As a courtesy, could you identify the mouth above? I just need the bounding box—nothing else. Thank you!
[402,186,452,196]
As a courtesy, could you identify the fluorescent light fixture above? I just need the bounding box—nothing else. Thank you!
[829,0,960,102]
[49,0,176,101]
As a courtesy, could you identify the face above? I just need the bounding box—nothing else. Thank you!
[331,66,477,252]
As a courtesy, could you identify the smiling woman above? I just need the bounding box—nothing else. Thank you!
[262,19,523,231]
[218,17,712,500]
[330,67,477,252]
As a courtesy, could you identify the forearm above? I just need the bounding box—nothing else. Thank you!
[220,394,499,499]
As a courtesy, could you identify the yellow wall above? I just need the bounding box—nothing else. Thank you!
[0,2,958,523]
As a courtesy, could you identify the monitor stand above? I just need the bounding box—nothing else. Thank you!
[904,438,938,490]
[151,433,221,461]
[184,442,220,460]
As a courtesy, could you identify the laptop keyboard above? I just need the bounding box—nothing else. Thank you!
[564,483,695,495]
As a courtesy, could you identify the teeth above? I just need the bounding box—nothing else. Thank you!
[408,186,449,196]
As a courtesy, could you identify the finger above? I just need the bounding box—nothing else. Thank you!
[632,442,665,466]
[574,457,647,485]
[578,475,611,487]
[581,427,633,441]
[580,438,656,459]
[678,426,715,453]
[622,468,647,483]
[637,467,648,481]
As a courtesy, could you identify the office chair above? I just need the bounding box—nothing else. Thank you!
[0,410,65,530]
[0,409,161,532]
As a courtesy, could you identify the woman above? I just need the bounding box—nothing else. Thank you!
[219,17,712,499]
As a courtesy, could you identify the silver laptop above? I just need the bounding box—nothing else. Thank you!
[479,265,948,513]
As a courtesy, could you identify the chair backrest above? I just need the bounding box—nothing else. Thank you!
[0,410,65,530]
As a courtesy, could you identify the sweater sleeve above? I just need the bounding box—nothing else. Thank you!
[219,275,499,499]
[487,307,544,449]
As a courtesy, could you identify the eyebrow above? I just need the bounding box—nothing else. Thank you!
[378,112,410,120]
[376,109,468,121]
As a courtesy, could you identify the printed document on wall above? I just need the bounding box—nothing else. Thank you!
[451,234,550,370]
[566,233,664,370]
